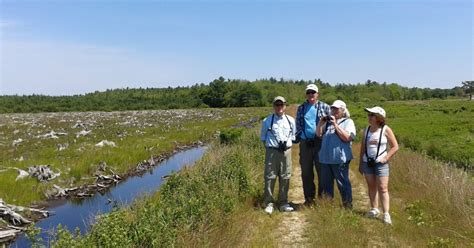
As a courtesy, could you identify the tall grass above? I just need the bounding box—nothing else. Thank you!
[48,127,266,247]
[301,144,474,247]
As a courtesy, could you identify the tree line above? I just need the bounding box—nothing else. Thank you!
[0,77,469,113]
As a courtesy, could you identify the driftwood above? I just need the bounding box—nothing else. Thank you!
[0,167,29,181]
[0,199,32,226]
[0,229,21,243]
[28,165,60,182]
[45,185,79,198]
[76,129,91,138]
[36,130,68,139]
[56,143,69,151]
[0,199,49,244]
[45,165,122,199]
[95,140,116,147]
[12,138,23,146]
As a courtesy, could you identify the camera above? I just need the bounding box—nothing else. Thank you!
[367,157,377,168]
[323,115,333,123]
[278,141,288,152]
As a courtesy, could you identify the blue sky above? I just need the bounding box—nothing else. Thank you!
[1,0,472,95]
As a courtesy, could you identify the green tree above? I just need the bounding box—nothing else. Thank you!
[461,81,473,100]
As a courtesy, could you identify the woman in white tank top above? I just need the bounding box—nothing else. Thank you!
[358,106,399,225]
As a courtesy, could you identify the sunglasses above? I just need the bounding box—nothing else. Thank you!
[368,113,376,117]
[274,103,285,107]
[306,91,316,95]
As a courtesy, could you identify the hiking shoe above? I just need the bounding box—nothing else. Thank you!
[279,203,294,212]
[264,203,274,215]
[367,208,380,218]
[304,198,315,207]
[383,212,392,225]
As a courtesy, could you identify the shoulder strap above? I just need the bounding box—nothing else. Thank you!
[269,114,275,131]
[315,101,321,125]
[284,114,293,133]
[301,103,308,139]
[338,118,348,125]
[364,126,370,159]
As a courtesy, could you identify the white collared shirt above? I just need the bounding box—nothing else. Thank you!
[260,113,296,149]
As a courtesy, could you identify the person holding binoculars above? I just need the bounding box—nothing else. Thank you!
[316,100,356,209]
[260,96,296,214]
[359,106,399,225]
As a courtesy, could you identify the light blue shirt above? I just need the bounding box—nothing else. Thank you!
[296,101,331,140]
[319,118,356,164]
[260,113,296,149]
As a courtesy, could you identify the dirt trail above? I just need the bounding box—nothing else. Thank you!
[276,105,309,247]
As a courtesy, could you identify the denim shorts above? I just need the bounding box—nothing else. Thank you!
[361,162,389,177]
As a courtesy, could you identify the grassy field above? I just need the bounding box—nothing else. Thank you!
[3,99,473,246]
[46,101,473,247]
[347,99,473,170]
[0,108,268,207]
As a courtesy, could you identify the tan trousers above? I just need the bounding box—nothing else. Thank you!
[264,147,292,205]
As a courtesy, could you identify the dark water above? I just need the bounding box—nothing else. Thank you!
[10,146,207,247]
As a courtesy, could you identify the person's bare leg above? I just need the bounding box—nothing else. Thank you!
[365,174,378,209]
[377,176,390,213]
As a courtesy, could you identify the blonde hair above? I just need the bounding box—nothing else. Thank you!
[342,108,350,118]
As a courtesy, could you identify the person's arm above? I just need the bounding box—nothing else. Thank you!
[294,105,303,142]
[260,118,268,145]
[378,126,399,163]
[358,128,367,174]
[316,116,327,138]
[333,118,353,143]
[290,118,296,142]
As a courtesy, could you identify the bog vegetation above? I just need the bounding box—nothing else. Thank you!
[0,108,268,207]
[43,123,473,247]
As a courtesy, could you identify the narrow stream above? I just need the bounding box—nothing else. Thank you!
[10,146,207,247]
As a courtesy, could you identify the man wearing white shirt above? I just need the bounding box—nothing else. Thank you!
[260,96,296,214]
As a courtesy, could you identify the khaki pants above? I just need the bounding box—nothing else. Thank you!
[264,147,292,205]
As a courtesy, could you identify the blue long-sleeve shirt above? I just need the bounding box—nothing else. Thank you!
[296,101,331,140]
[260,113,296,149]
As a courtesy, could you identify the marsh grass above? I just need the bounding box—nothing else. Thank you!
[300,144,474,247]
[349,99,473,169]
[0,108,268,206]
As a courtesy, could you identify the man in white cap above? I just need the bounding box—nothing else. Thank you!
[295,84,331,206]
[260,96,296,214]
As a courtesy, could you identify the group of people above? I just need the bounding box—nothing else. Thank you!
[260,84,399,225]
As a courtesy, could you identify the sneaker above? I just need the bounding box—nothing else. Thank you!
[264,203,274,215]
[279,203,294,212]
[383,212,392,225]
[367,208,380,218]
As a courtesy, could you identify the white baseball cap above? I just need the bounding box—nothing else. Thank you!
[331,100,346,109]
[305,84,319,93]
[365,106,386,118]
